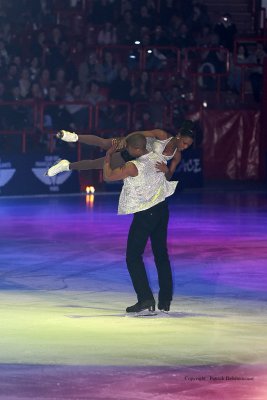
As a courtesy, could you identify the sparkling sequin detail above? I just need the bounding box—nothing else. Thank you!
[111,137,126,150]
[118,152,178,215]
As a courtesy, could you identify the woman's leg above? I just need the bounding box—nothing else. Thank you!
[69,152,125,171]
[110,152,125,169]
[77,135,112,150]
[69,157,105,170]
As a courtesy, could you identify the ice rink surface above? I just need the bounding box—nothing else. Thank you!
[0,190,267,399]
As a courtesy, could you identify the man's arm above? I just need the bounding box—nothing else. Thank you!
[103,146,138,181]
[156,151,182,180]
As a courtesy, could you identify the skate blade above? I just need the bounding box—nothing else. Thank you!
[126,310,158,318]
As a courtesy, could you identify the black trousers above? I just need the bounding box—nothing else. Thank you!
[126,200,173,303]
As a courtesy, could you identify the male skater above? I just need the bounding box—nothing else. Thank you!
[104,133,178,315]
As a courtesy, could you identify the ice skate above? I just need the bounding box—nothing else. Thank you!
[57,130,78,142]
[45,159,70,177]
[126,299,157,317]
[158,301,170,313]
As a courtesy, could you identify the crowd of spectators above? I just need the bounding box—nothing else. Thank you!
[0,0,265,144]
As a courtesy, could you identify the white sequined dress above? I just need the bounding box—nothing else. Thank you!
[146,137,177,161]
[118,151,178,215]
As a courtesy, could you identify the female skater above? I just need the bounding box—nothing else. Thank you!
[46,120,194,179]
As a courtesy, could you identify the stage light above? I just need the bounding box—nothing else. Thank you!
[202,101,208,108]
[147,49,152,54]
[85,186,95,194]
[134,41,140,45]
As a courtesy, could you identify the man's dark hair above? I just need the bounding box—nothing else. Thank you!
[126,133,146,149]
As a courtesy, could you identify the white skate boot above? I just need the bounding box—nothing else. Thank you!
[57,130,78,142]
[45,159,70,177]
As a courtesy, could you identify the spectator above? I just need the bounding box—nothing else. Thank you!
[29,57,41,82]
[65,84,88,130]
[6,86,30,130]
[102,50,119,84]
[188,4,210,36]
[214,13,237,53]
[130,70,151,102]
[228,44,248,93]
[137,5,154,29]
[98,102,127,129]
[133,109,155,130]
[168,15,183,45]
[29,82,43,101]
[0,39,9,64]
[145,0,158,19]
[0,55,7,80]
[175,23,195,48]
[140,26,152,46]
[247,42,267,102]
[97,22,117,45]
[110,66,132,101]
[78,51,105,91]
[166,85,182,104]
[6,63,19,91]
[72,14,84,38]
[1,21,12,44]
[31,31,47,59]
[85,23,98,46]
[39,68,51,98]
[85,80,107,106]
[117,11,138,45]
[52,67,69,98]
[198,34,226,89]
[195,24,213,47]
[149,89,167,127]
[161,0,178,26]
[13,55,23,74]
[19,67,31,98]
[0,81,7,101]
[44,86,71,130]
[71,40,85,68]
[46,28,67,73]
[121,0,133,15]
[151,25,170,46]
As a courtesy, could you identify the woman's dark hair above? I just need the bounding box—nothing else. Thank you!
[164,120,195,138]
[179,119,195,139]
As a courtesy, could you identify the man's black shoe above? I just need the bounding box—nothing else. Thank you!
[158,301,170,312]
[126,299,155,314]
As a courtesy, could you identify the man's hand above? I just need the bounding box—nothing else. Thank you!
[156,161,168,174]
[105,142,118,163]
